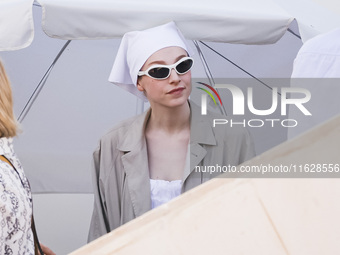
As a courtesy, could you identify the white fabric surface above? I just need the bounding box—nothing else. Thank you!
[288,28,340,139]
[150,179,182,209]
[273,0,340,42]
[2,0,340,51]
[0,0,34,51]
[38,0,293,44]
[292,28,340,77]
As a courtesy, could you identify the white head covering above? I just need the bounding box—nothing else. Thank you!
[108,21,194,101]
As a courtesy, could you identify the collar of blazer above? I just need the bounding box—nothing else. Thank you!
[117,100,217,151]
[186,100,217,180]
[117,100,218,216]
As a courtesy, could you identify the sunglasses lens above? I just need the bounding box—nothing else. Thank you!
[148,67,170,79]
[176,59,193,74]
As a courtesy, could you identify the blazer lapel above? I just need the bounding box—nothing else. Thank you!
[183,101,217,182]
[118,109,152,217]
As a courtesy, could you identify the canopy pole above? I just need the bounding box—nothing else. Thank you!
[287,28,302,40]
[193,41,216,86]
[198,41,281,97]
[193,40,227,116]
[18,40,72,123]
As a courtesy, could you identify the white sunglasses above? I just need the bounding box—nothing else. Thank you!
[138,57,194,80]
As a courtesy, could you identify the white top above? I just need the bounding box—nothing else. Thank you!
[150,179,182,209]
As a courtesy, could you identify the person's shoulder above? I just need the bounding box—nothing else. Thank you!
[104,115,138,137]
[98,111,147,146]
[190,100,250,137]
[299,28,340,55]
[212,115,251,139]
[189,100,255,159]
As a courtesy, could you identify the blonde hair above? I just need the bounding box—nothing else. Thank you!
[0,60,18,138]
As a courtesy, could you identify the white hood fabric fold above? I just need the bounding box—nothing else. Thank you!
[108,21,194,101]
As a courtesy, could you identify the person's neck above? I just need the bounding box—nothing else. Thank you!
[147,101,190,134]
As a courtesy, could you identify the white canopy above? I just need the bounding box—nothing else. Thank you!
[38,0,292,44]
[0,0,34,50]
[1,0,340,51]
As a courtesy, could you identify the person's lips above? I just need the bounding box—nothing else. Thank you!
[167,87,185,94]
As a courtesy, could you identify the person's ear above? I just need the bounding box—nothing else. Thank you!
[136,80,145,92]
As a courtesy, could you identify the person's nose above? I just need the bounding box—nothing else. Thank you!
[168,68,180,84]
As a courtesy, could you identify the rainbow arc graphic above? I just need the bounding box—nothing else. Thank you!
[196,82,223,106]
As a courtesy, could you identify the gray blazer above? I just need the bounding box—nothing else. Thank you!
[88,101,255,242]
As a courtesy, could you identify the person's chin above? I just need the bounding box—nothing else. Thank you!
[167,96,189,108]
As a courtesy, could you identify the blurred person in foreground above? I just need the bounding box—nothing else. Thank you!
[0,59,55,255]
[288,28,340,139]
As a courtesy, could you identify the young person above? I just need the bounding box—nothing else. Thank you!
[88,22,255,242]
